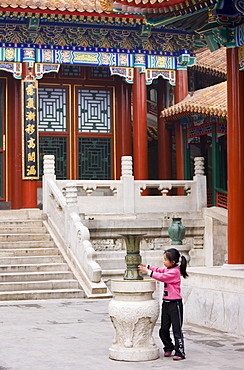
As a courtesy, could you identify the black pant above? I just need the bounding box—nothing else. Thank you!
[159,299,185,358]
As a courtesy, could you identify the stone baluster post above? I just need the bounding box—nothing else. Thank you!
[65,182,79,246]
[121,156,135,214]
[43,155,56,214]
[194,156,205,176]
[193,157,207,211]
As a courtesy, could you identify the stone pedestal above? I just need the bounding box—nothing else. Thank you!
[163,245,191,263]
[109,280,159,362]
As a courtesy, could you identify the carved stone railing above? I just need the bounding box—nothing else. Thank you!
[54,156,206,215]
[42,155,207,294]
[43,155,109,298]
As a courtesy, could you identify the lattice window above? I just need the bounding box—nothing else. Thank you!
[91,66,110,78]
[78,89,111,133]
[38,87,67,132]
[78,137,111,179]
[61,65,81,77]
[39,136,67,179]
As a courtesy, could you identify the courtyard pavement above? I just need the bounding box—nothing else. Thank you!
[0,298,243,370]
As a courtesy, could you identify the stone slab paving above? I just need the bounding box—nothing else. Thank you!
[0,298,243,370]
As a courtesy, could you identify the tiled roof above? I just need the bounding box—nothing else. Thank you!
[161,81,227,119]
[193,47,227,77]
[0,0,212,14]
[0,0,113,13]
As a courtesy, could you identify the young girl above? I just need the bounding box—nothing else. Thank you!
[138,248,188,361]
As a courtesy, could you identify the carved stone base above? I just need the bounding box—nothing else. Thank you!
[109,280,159,362]
[163,244,191,263]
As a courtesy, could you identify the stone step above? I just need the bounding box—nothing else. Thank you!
[0,271,74,282]
[0,209,43,220]
[0,220,44,228]
[96,257,126,270]
[0,248,60,257]
[0,279,79,291]
[0,210,87,300]
[0,255,64,265]
[0,234,51,242]
[96,251,126,273]
[102,269,124,277]
[0,226,46,234]
[0,241,55,249]
[0,263,69,273]
[0,288,85,301]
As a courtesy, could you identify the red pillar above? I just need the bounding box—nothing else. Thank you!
[174,69,188,181]
[175,69,188,104]
[226,47,244,264]
[8,77,23,209]
[115,76,122,179]
[175,121,184,180]
[22,62,37,208]
[115,77,132,179]
[132,67,148,180]
[121,81,132,157]
[157,78,172,179]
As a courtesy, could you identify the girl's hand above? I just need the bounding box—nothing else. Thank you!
[138,263,149,274]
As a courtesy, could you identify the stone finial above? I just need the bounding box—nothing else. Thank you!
[194,157,205,176]
[65,182,78,206]
[121,156,133,176]
[43,155,55,175]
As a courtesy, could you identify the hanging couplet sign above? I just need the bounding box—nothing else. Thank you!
[22,79,39,179]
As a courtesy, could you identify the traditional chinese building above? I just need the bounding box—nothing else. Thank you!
[0,0,213,212]
[161,79,227,207]
[0,0,244,265]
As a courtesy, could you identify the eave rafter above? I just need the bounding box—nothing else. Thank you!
[114,0,216,13]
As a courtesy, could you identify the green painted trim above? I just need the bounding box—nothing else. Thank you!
[215,187,227,194]
[145,8,206,27]
[183,126,190,180]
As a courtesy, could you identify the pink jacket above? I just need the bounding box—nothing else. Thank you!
[149,265,182,300]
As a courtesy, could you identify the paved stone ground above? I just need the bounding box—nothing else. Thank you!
[0,298,243,370]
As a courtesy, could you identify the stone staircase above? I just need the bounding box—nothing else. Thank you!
[0,210,85,300]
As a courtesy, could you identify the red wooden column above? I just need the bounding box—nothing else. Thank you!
[174,68,188,180]
[132,67,148,180]
[8,77,23,209]
[226,47,244,264]
[115,77,132,179]
[121,80,132,157]
[157,78,172,179]
[115,76,122,178]
[22,59,38,209]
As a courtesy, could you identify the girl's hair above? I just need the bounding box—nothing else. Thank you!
[164,248,188,279]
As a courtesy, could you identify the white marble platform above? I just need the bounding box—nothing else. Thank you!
[181,266,244,336]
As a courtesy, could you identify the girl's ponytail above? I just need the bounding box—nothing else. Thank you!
[179,254,188,279]
[164,248,188,279]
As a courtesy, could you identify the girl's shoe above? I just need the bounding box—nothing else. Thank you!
[164,351,172,357]
[173,356,185,360]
